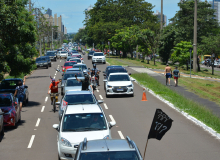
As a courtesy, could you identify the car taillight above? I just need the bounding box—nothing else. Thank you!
[81,58,83,60]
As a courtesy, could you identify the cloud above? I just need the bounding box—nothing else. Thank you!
[61,14,69,19]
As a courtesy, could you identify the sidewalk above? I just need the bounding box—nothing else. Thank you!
[127,67,220,118]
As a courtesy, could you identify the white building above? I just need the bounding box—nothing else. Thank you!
[209,0,220,22]
[153,10,167,27]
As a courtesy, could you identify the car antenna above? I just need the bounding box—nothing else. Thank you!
[104,139,109,151]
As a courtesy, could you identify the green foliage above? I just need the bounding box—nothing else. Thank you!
[63,39,68,43]
[0,0,37,78]
[171,41,192,66]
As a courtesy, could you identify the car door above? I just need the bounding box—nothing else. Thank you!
[12,94,19,122]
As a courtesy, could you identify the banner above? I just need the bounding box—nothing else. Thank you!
[148,109,173,140]
[62,100,68,110]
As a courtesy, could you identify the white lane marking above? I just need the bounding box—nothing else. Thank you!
[109,115,116,123]
[54,76,55,79]
[58,65,60,67]
[52,63,53,64]
[45,97,48,102]
[118,131,125,139]
[99,95,103,99]
[27,135,35,148]
[34,129,37,130]
[56,71,57,74]
[104,103,108,109]
[35,118,41,127]
[97,89,99,92]
[60,60,61,62]
[41,106,45,112]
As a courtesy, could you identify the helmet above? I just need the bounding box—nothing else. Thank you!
[52,78,55,82]
[92,68,95,71]
[93,64,96,68]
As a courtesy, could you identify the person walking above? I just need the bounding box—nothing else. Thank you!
[164,64,172,86]
[14,76,26,111]
[173,66,180,87]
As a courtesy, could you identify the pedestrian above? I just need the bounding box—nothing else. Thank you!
[14,76,26,111]
[164,64,172,86]
[173,66,180,87]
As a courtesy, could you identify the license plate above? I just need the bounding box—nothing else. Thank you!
[40,65,43,67]
[117,89,123,91]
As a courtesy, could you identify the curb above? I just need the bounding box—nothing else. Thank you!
[130,77,220,140]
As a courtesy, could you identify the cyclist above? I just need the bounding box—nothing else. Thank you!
[92,64,100,86]
[48,78,61,105]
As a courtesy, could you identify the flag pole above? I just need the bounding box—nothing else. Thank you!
[143,139,149,160]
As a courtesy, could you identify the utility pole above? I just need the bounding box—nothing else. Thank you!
[29,0,31,12]
[193,0,198,72]
[51,28,53,50]
[160,0,163,30]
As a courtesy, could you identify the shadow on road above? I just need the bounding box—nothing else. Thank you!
[0,132,4,142]
[25,101,41,108]
[3,120,26,134]
[26,76,49,79]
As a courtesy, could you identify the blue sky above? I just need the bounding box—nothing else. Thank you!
[33,0,182,33]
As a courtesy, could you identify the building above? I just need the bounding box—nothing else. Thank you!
[46,8,52,17]
[153,10,167,27]
[54,13,58,26]
[209,0,220,22]
[58,15,62,32]
[64,27,67,34]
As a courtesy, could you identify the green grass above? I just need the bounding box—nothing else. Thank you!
[131,73,220,133]
[5,73,26,80]
[106,58,128,66]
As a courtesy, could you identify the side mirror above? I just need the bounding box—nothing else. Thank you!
[53,124,59,131]
[131,79,135,82]
[88,68,90,70]
[129,73,131,75]
[103,74,106,76]
[103,80,107,82]
[109,121,116,128]
[0,112,4,115]
[25,86,28,88]
[56,102,60,105]
[98,100,103,104]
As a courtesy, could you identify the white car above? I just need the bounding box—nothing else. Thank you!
[69,58,83,64]
[57,51,68,59]
[92,52,106,64]
[104,73,135,97]
[53,101,116,160]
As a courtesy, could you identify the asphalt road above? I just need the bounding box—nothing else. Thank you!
[0,54,220,160]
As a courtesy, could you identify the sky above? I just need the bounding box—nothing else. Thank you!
[33,0,183,33]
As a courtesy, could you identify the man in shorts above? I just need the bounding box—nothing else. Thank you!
[173,66,180,87]
[14,76,26,111]
[164,64,172,86]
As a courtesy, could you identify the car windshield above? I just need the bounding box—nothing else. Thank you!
[89,51,95,55]
[94,53,104,56]
[36,58,46,62]
[62,113,107,132]
[71,55,81,58]
[63,73,83,80]
[0,95,12,106]
[107,69,127,76]
[63,94,96,105]
[46,52,55,55]
[0,80,21,89]
[64,62,77,66]
[79,151,140,160]
[109,75,130,81]
[70,59,81,63]
[66,79,82,87]
[72,65,87,70]
[61,52,67,53]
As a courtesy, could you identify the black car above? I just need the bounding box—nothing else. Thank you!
[0,79,29,106]
[45,51,56,61]
[42,56,51,67]
[36,57,49,69]
[88,51,95,60]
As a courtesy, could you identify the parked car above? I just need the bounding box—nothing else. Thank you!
[214,60,219,67]
[45,51,57,61]
[41,56,51,67]
[57,51,68,59]
[61,61,77,72]
[53,91,115,159]
[35,57,49,69]
[0,109,4,136]
[92,52,106,64]
[0,93,21,127]
[0,78,29,106]
[104,73,134,97]
[88,51,95,60]
[74,137,142,160]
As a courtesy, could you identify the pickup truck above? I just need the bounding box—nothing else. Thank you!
[57,51,68,59]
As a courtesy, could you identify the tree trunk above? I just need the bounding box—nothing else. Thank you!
[154,54,155,65]
[212,58,214,75]
[130,48,133,59]
[136,45,138,60]
[197,57,200,72]
[123,51,127,58]
[186,61,188,71]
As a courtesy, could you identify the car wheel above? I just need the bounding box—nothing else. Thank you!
[55,59,57,62]
[50,64,52,67]
[130,93,134,97]
[0,126,4,136]
[58,154,61,160]
[92,62,94,64]
[103,62,106,64]
[46,65,48,69]
[106,92,109,98]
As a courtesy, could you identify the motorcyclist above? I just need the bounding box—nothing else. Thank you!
[92,64,100,86]
[48,78,62,105]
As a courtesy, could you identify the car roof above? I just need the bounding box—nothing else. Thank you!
[64,71,83,75]
[65,61,76,63]
[73,64,86,66]
[106,66,123,69]
[81,139,135,152]
[66,68,82,71]
[66,90,91,95]
[65,104,102,114]
[109,73,129,76]
[67,77,84,80]
[3,78,22,81]
[94,52,104,54]
[108,67,126,70]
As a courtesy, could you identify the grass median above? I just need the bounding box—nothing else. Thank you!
[131,73,220,133]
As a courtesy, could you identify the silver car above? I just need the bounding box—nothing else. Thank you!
[63,77,84,94]
[0,109,4,136]
[74,137,143,160]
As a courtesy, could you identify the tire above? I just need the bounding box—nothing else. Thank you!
[46,65,48,69]
[103,62,106,64]
[53,98,56,113]
[130,93,134,97]
[1,126,4,136]
[92,62,94,64]
[106,92,109,98]
[58,154,61,160]
[50,64,52,67]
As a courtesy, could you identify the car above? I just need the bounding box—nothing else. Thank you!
[0,79,29,106]
[72,64,89,76]
[74,137,143,160]
[41,56,52,67]
[63,77,84,95]
[57,51,68,59]
[214,60,219,67]
[0,93,21,127]
[0,109,4,136]
[104,73,134,97]
[88,51,95,60]
[61,61,77,72]
[53,93,116,159]
[92,52,106,64]
[69,58,83,64]
[35,57,49,69]
[45,51,57,61]
[61,72,84,96]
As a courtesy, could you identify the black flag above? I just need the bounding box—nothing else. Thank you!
[148,109,173,140]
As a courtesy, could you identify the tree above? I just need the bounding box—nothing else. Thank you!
[0,0,37,78]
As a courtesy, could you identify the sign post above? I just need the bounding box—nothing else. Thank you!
[189,48,192,78]
[108,41,110,59]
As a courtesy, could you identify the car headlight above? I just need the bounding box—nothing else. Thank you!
[60,137,72,147]
[44,63,47,64]
[107,85,112,88]
[103,135,110,139]
[5,109,12,117]
[127,85,132,87]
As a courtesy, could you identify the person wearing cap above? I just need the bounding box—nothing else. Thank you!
[92,64,100,86]
[164,64,172,86]
[75,74,92,91]
[48,78,62,105]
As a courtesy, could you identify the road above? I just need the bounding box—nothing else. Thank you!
[0,54,220,160]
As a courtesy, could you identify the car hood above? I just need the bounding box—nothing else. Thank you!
[63,66,72,70]
[0,106,13,113]
[93,56,104,59]
[36,61,47,63]
[0,89,15,93]
[107,81,132,86]
[64,86,82,91]
[60,130,109,145]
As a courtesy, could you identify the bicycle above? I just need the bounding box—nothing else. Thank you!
[50,93,60,113]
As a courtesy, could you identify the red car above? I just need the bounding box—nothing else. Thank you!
[0,93,21,127]
[71,54,83,60]
[62,61,77,72]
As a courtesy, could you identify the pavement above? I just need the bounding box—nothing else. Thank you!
[0,54,220,160]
